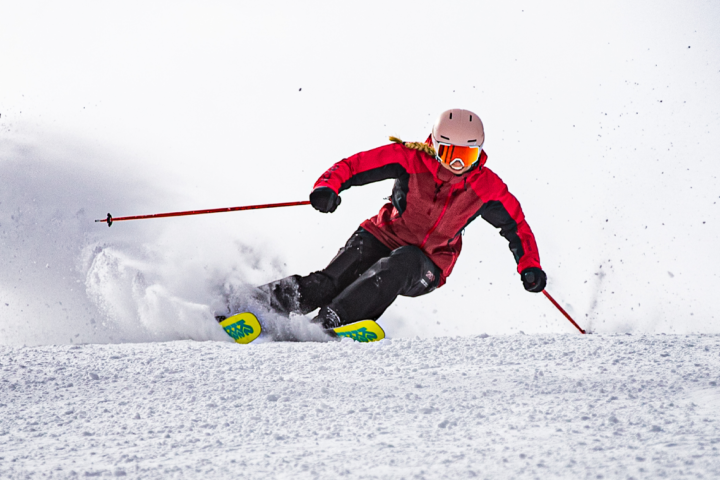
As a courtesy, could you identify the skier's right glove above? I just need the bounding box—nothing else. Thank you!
[521,267,547,293]
[310,187,341,213]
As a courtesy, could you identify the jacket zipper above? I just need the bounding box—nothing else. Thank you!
[420,184,456,249]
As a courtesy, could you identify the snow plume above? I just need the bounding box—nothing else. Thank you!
[0,132,296,346]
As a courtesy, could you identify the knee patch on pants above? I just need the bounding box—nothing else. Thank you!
[385,246,441,297]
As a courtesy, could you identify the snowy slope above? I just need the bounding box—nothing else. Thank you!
[2,334,719,479]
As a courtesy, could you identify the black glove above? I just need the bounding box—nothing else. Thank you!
[521,267,547,293]
[310,187,341,213]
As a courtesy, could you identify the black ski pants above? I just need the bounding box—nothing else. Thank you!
[277,227,441,325]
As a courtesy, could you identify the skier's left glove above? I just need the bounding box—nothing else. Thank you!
[310,187,341,213]
[521,267,547,293]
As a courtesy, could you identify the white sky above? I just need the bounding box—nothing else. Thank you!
[1,0,720,340]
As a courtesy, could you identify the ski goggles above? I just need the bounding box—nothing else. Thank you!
[434,142,482,170]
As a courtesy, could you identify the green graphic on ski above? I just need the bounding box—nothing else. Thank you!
[333,320,385,342]
[218,312,262,344]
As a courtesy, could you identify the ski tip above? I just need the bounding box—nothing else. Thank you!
[219,312,262,344]
[333,320,385,343]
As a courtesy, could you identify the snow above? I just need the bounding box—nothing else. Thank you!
[1,0,720,478]
[2,1,720,339]
[2,334,720,478]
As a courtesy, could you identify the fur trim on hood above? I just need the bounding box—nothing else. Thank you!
[389,136,436,157]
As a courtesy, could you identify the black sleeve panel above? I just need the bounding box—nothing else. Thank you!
[339,163,408,193]
[478,200,525,264]
[390,173,411,215]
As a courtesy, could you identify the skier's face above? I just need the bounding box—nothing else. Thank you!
[439,158,474,175]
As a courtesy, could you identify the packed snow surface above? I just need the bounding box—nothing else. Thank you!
[2,333,719,479]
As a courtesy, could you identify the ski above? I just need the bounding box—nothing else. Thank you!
[216,312,385,344]
[217,312,262,344]
[333,320,385,342]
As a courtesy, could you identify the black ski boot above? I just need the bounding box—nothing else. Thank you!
[256,271,339,317]
[215,275,302,322]
[310,306,344,338]
[255,275,303,316]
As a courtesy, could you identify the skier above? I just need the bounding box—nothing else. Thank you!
[257,108,546,333]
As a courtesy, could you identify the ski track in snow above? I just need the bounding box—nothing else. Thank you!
[1,334,719,479]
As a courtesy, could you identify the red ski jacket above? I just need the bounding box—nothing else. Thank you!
[313,139,541,287]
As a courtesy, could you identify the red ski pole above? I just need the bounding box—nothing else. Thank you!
[95,200,311,227]
[542,290,586,334]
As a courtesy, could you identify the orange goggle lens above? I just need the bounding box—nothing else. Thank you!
[435,143,481,170]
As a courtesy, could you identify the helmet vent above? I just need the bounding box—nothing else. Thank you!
[449,112,453,119]
[468,139,476,142]
[440,135,450,140]
[469,115,473,121]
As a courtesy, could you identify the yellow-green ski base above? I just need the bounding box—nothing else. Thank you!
[333,320,385,343]
[219,312,262,344]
